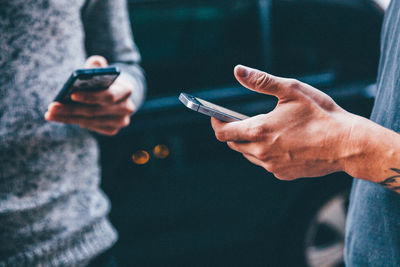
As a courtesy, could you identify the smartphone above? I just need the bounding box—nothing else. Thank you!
[54,67,120,103]
[179,92,249,122]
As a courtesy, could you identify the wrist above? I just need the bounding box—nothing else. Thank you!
[336,112,371,178]
[338,113,399,182]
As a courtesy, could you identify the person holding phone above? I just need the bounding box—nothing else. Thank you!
[45,56,139,136]
[0,0,145,266]
[210,1,400,265]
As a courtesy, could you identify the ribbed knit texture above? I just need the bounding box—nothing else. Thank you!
[0,0,145,266]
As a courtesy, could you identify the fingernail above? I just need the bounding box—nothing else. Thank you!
[235,65,250,78]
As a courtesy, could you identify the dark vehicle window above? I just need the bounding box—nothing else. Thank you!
[128,0,381,98]
[272,1,382,82]
[128,0,264,97]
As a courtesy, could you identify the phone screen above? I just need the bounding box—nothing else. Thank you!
[71,74,118,92]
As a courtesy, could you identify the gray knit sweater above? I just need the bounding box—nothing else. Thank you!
[0,0,145,266]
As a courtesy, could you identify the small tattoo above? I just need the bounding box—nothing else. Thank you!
[390,168,400,174]
[379,168,400,193]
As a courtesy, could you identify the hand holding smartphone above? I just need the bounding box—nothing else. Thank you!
[179,92,249,122]
[46,64,135,136]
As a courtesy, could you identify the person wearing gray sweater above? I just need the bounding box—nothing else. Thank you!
[0,0,146,266]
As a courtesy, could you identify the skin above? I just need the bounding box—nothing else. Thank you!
[211,65,400,193]
[45,56,135,136]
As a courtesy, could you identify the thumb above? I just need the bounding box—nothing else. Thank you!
[234,65,296,100]
[85,55,109,68]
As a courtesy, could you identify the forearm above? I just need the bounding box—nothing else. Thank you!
[82,0,146,108]
[342,113,400,192]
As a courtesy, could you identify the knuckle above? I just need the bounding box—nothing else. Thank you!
[255,73,271,89]
[254,149,268,161]
[264,162,281,175]
[269,166,279,175]
[286,79,301,90]
[262,163,274,173]
[271,167,294,180]
[260,153,270,161]
[86,55,108,68]
[248,126,265,141]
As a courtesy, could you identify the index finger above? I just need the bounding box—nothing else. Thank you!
[211,114,268,142]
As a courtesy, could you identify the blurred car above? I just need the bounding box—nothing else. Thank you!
[99,0,384,266]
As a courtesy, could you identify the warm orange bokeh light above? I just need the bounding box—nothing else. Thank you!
[132,150,150,165]
[153,145,170,159]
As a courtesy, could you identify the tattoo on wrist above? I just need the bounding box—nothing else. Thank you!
[379,168,400,192]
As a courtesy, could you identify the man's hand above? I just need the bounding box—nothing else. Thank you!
[211,65,360,180]
[45,56,135,136]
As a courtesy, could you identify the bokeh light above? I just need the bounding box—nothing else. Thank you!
[153,144,170,159]
[132,150,150,165]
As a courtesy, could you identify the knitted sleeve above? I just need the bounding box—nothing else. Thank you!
[81,0,146,108]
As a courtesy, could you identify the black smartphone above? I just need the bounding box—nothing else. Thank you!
[54,67,120,103]
[179,92,249,122]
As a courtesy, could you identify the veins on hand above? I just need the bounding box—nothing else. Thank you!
[379,168,400,193]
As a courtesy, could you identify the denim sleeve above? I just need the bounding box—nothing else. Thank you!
[81,0,146,109]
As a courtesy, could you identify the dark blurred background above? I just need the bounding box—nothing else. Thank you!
[99,0,385,266]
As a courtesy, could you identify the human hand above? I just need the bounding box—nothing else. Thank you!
[211,65,359,180]
[45,56,135,136]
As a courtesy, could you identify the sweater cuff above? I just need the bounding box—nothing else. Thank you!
[112,63,147,110]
